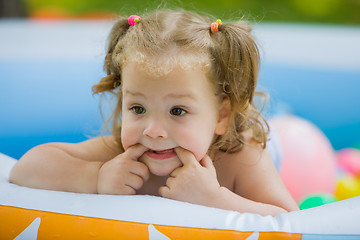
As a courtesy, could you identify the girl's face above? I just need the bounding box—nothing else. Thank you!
[121,61,228,176]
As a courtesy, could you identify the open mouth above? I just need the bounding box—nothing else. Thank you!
[149,149,174,154]
[146,148,176,160]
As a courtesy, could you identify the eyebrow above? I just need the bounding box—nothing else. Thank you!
[124,90,145,98]
[165,93,196,101]
[124,90,196,101]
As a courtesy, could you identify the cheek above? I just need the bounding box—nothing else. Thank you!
[120,121,139,151]
[175,123,215,161]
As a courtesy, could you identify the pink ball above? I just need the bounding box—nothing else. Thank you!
[269,115,337,202]
[337,148,360,176]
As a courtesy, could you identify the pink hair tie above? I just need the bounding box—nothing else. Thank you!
[128,15,141,26]
[211,19,222,34]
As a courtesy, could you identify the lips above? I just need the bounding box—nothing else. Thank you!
[145,148,177,160]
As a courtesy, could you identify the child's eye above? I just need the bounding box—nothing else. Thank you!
[130,106,146,114]
[170,107,187,116]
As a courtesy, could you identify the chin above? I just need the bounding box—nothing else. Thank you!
[148,166,176,177]
[140,155,182,177]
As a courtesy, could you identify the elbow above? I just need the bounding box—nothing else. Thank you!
[9,158,30,186]
[9,165,19,184]
[9,144,49,187]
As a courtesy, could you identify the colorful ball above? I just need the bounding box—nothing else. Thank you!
[337,148,360,176]
[298,193,337,210]
[335,174,360,201]
[354,142,360,150]
[270,115,337,202]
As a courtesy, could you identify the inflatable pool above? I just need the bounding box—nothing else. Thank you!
[1,153,360,239]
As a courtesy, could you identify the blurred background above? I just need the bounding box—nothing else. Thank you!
[0,0,360,207]
[1,0,360,24]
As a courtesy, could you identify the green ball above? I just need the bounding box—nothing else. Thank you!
[354,142,360,150]
[299,194,337,210]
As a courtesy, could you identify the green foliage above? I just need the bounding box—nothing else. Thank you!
[25,0,360,24]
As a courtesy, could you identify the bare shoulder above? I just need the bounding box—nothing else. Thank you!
[213,129,264,191]
[214,129,299,212]
[215,129,263,167]
[46,135,122,163]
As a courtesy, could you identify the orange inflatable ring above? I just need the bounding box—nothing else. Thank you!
[1,153,359,240]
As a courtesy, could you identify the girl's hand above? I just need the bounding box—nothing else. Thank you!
[97,144,149,195]
[159,148,221,206]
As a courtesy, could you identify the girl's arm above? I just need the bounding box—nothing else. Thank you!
[9,136,121,193]
[159,140,299,216]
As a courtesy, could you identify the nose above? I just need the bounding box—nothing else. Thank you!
[143,118,168,139]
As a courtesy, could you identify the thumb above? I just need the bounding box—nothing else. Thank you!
[200,155,216,173]
[125,144,148,161]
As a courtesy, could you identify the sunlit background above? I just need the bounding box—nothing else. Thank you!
[1,0,360,207]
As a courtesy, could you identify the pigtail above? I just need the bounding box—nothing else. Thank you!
[91,18,131,151]
[209,20,268,152]
[92,18,130,95]
[212,22,259,104]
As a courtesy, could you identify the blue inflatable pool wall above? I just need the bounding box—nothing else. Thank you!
[1,21,360,159]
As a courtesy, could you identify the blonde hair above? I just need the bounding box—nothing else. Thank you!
[92,9,269,153]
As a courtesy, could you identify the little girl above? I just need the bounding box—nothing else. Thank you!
[10,9,299,216]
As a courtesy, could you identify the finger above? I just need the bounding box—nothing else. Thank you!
[125,144,148,161]
[158,185,171,198]
[122,185,136,195]
[165,176,176,187]
[125,174,144,190]
[169,166,182,177]
[200,155,217,174]
[130,161,150,182]
[174,147,199,166]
